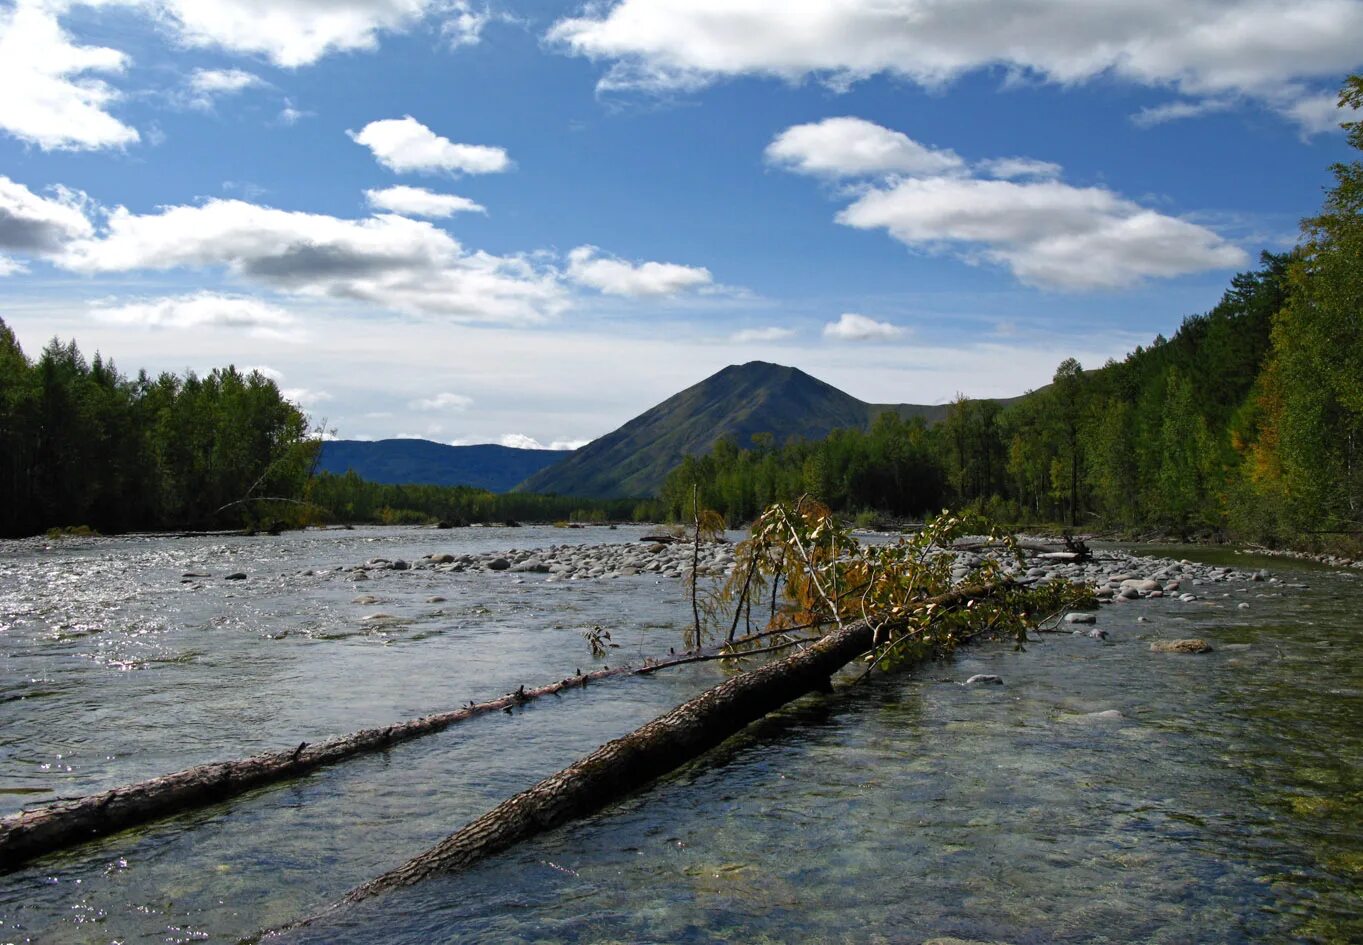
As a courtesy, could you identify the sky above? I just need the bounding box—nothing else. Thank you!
[0,0,1359,450]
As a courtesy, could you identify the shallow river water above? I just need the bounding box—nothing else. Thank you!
[1,526,1360,944]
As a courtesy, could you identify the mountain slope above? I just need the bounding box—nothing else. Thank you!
[517,362,950,498]
[317,439,568,491]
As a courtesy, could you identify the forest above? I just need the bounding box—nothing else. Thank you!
[0,328,316,537]
[663,77,1363,546]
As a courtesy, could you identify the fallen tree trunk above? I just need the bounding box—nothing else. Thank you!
[271,581,1004,937]
[0,629,809,872]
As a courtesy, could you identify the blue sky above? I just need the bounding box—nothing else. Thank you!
[1,0,1359,448]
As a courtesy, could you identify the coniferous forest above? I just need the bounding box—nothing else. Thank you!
[0,327,316,537]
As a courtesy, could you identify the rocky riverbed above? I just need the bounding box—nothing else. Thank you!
[327,534,1288,622]
[336,538,738,583]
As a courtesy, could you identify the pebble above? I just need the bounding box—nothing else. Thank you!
[1064,612,1096,624]
[224,572,247,581]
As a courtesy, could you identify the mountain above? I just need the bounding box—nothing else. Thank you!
[317,439,568,492]
[516,361,956,499]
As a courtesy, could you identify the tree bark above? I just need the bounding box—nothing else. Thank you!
[275,582,1003,937]
[0,660,668,871]
[0,628,813,872]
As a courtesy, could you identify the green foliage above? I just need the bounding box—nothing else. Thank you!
[305,469,663,525]
[659,412,946,523]
[0,327,316,537]
[704,499,1088,671]
[1248,75,1363,534]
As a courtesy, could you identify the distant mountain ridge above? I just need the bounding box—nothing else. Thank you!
[317,439,568,492]
[516,361,961,499]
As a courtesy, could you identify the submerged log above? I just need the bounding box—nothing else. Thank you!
[0,662,648,871]
[274,581,1005,936]
[0,627,811,872]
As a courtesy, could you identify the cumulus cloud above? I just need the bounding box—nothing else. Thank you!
[349,116,511,175]
[766,117,963,178]
[769,117,1247,290]
[89,291,296,331]
[365,185,486,217]
[0,176,94,254]
[58,198,566,324]
[499,433,586,450]
[730,326,795,343]
[838,175,1247,290]
[0,256,25,277]
[548,0,1363,131]
[0,0,458,151]
[157,0,437,68]
[0,1,139,150]
[823,313,903,341]
[566,245,712,297]
[410,391,473,411]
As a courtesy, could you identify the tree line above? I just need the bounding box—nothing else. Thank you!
[662,76,1363,545]
[306,470,663,526]
[0,327,316,537]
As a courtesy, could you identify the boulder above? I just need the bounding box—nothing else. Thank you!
[1150,638,1213,654]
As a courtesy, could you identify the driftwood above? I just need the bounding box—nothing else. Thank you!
[0,625,820,872]
[269,581,1005,937]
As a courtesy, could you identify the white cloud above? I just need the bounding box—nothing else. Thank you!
[823,313,903,341]
[0,1,138,150]
[566,245,712,297]
[730,326,795,343]
[157,0,438,68]
[365,185,486,217]
[1280,90,1350,135]
[765,117,963,178]
[278,99,309,125]
[0,255,26,277]
[182,67,265,109]
[246,365,286,383]
[1131,98,1235,128]
[838,175,1247,290]
[58,198,567,324]
[282,387,333,406]
[0,177,94,256]
[410,391,474,411]
[442,0,493,47]
[190,67,264,95]
[549,0,1363,130]
[767,117,1248,291]
[498,433,584,450]
[976,157,1063,180]
[89,291,296,331]
[349,116,511,175]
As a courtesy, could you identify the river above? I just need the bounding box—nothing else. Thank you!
[1,526,1360,943]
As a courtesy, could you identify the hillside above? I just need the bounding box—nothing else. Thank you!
[516,362,953,498]
[317,440,568,492]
